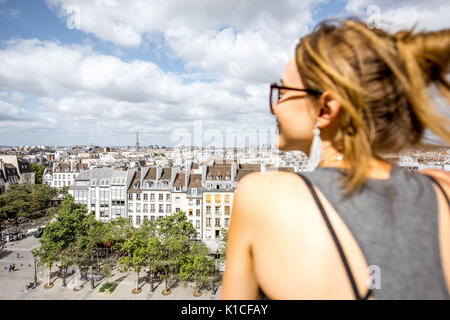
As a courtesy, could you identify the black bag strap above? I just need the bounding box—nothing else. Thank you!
[297,173,373,300]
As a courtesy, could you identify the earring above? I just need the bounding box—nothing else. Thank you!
[305,123,322,172]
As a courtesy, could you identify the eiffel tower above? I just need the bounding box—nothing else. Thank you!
[135,131,140,151]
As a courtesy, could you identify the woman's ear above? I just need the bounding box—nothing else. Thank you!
[317,91,341,128]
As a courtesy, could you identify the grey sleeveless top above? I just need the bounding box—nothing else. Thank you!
[302,165,449,300]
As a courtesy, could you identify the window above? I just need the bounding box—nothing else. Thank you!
[150,193,155,201]
[215,218,221,227]
[196,199,200,206]
[206,218,211,227]
[136,194,141,201]
[150,204,155,213]
[151,216,155,222]
[215,195,221,203]
[159,204,163,213]
[166,204,171,213]
[206,206,211,215]
[225,195,230,203]
[215,206,220,215]
[128,203,133,212]
[144,194,148,201]
[225,218,230,228]
[136,203,141,212]
[136,216,141,225]
[225,206,230,215]
[143,204,148,212]
[196,209,200,217]
[129,216,133,224]
[176,208,180,213]
[176,197,180,203]
[128,193,133,200]
[206,195,211,203]
[159,194,163,201]
[166,194,171,201]
[143,216,148,222]
[196,221,200,229]
[215,230,220,239]
[189,209,193,216]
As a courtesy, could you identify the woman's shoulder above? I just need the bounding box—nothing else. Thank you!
[235,169,305,195]
[233,170,311,219]
[419,168,450,191]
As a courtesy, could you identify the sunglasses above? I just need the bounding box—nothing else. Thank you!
[270,82,323,114]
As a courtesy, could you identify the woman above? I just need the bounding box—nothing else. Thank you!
[221,19,450,300]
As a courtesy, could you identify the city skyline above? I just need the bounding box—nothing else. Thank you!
[1,1,449,146]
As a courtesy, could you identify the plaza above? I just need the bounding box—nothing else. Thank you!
[0,236,222,300]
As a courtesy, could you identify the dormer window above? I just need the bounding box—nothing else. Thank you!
[225,175,230,180]
[90,179,97,186]
[196,178,200,183]
[216,185,220,190]
[216,175,221,180]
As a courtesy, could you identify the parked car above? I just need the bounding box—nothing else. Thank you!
[34,228,44,238]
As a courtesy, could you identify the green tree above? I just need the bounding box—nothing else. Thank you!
[180,241,215,296]
[35,195,90,287]
[219,228,228,262]
[103,258,112,285]
[156,211,197,294]
[31,163,46,185]
[29,185,58,214]
[146,235,163,293]
[118,224,149,292]
[0,185,33,226]
[32,241,59,287]
[59,186,70,200]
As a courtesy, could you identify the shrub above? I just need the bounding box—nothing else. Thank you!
[99,282,118,293]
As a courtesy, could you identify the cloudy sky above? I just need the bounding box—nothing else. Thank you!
[0,0,449,147]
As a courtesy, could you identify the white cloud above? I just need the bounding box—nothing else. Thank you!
[0,38,273,145]
[0,100,28,121]
[345,0,450,32]
[45,0,322,84]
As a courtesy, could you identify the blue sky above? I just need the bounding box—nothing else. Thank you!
[0,0,448,147]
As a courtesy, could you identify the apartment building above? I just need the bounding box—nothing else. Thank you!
[185,173,203,239]
[127,166,180,227]
[0,155,34,187]
[202,162,237,240]
[43,162,89,189]
[0,156,34,194]
[68,161,298,242]
[69,168,127,223]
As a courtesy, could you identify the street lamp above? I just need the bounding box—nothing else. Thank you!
[211,249,220,298]
[90,254,95,290]
[33,256,38,287]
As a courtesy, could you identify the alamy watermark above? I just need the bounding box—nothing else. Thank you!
[66,4,81,30]
[366,5,381,30]
[367,265,381,290]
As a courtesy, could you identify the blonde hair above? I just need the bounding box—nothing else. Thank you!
[295,18,450,194]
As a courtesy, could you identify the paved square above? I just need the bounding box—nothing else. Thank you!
[0,237,222,300]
